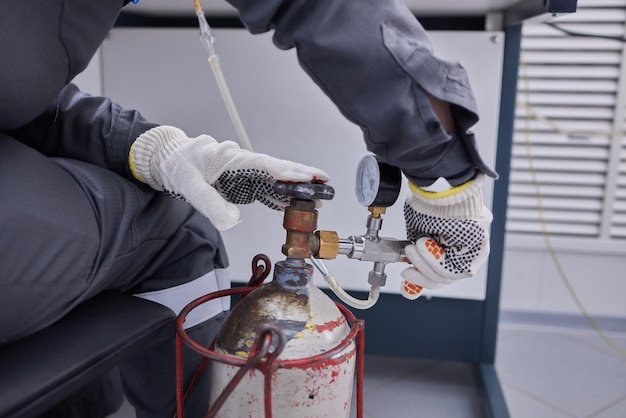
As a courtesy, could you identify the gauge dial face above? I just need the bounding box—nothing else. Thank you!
[355,155,381,207]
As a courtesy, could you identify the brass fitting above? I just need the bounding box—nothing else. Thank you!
[315,230,340,260]
[275,183,337,260]
[281,199,318,259]
[368,206,387,218]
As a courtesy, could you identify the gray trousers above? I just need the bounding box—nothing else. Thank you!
[0,136,230,416]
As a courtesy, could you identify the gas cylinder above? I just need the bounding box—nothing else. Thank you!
[209,259,356,417]
[209,183,356,417]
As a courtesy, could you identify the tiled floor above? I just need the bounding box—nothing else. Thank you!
[109,314,626,418]
[348,356,484,417]
[495,319,626,418]
[348,318,626,418]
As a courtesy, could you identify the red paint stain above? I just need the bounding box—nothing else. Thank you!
[314,316,346,333]
[294,348,356,371]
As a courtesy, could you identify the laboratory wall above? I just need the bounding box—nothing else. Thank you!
[72,26,626,320]
[501,241,626,317]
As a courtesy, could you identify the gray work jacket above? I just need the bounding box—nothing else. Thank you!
[1,0,496,187]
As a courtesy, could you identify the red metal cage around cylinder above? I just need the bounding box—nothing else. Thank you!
[173,255,365,418]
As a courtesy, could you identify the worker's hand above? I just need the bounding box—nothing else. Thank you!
[129,126,329,230]
[400,175,492,299]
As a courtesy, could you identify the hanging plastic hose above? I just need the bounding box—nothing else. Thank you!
[309,257,381,310]
[191,0,381,309]
[193,0,254,152]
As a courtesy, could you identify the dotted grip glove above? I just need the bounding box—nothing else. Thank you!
[400,174,492,299]
[129,126,329,231]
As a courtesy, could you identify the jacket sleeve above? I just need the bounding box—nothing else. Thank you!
[226,0,497,186]
[7,83,158,182]
[0,0,150,182]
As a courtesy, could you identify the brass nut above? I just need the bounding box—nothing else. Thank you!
[316,230,339,259]
[283,207,318,232]
[368,206,387,218]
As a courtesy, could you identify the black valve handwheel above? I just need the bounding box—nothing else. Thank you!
[273,182,335,201]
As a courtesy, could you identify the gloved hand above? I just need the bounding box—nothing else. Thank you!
[400,174,492,299]
[129,126,329,230]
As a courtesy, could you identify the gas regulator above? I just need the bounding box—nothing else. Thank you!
[274,155,413,304]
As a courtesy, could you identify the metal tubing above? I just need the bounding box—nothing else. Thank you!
[175,335,184,418]
[338,239,354,256]
[356,317,365,418]
[206,325,286,418]
[206,332,273,418]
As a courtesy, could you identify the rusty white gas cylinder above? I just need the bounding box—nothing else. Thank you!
[210,259,356,417]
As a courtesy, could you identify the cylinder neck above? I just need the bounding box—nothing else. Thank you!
[273,259,313,287]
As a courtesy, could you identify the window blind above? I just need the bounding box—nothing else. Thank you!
[508,0,626,240]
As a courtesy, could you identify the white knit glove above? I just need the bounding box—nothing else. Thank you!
[400,175,492,299]
[129,126,329,230]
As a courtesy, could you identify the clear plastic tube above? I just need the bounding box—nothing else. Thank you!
[193,2,378,309]
[195,10,254,152]
[309,257,381,310]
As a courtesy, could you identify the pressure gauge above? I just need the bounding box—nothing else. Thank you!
[355,155,402,207]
